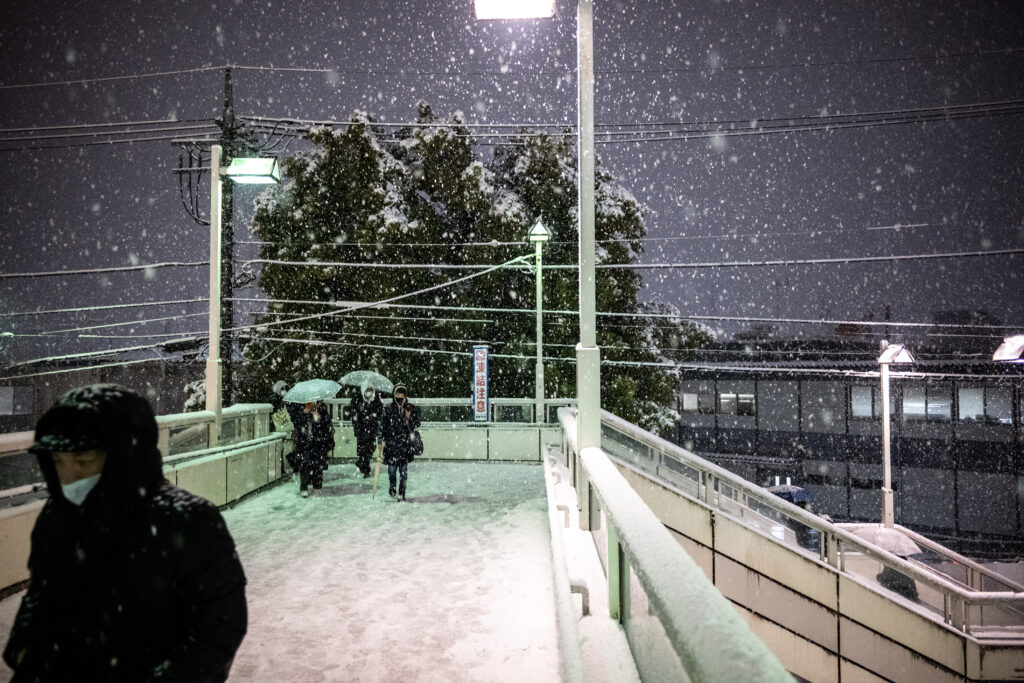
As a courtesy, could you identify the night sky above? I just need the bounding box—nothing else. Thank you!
[2,0,1022,368]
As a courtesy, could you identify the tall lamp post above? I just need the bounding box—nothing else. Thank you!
[207,144,280,441]
[529,219,552,422]
[877,340,915,527]
[474,0,599,449]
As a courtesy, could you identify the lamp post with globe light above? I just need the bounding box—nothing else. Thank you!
[528,219,552,422]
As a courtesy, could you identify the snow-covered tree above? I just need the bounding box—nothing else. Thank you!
[239,103,709,434]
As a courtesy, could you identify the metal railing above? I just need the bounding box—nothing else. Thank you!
[594,408,1024,639]
[557,407,794,682]
[323,396,574,425]
[1,403,277,508]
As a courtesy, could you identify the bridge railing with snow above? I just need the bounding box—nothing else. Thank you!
[0,403,285,591]
[561,407,1024,681]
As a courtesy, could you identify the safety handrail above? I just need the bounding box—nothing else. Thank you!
[558,407,794,682]
[594,408,1024,633]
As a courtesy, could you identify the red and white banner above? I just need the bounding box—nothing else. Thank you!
[473,345,489,422]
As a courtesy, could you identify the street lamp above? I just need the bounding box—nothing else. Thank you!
[473,0,554,19]
[877,340,915,527]
[207,144,279,441]
[473,0,600,450]
[992,334,1024,362]
[528,219,552,422]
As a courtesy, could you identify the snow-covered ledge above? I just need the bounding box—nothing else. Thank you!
[558,407,792,683]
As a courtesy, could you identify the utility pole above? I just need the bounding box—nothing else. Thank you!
[218,67,237,406]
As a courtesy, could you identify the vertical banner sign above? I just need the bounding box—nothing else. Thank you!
[473,345,489,422]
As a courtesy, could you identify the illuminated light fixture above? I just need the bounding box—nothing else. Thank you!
[993,334,1024,363]
[224,156,281,184]
[474,0,555,19]
[528,218,551,242]
[877,342,915,365]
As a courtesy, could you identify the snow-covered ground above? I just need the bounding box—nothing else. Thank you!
[0,460,638,682]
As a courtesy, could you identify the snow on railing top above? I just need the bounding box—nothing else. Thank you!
[559,407,793,682]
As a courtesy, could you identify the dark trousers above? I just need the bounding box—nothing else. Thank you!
[356,439,375,475]
[298,449,325,491]
[388,462,408,496]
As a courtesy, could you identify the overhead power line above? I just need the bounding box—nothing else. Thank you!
[0,357,169,382]
[1,298,207,317]
[0,66,226,91]
[233,296,1024,332]
[24,313,208,337]
[229,254,532,335]
[0,117,216,134]
[590,248,1024,270]
[0,261,208,279]
[238,247,1021,275]
[4,46,1022,90]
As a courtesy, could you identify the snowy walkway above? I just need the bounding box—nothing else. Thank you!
[227,460,562,681]
[1,461,564,682]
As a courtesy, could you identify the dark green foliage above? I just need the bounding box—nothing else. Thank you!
[237,104,709,434]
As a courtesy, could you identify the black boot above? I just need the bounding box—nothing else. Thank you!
[389,486,396,498]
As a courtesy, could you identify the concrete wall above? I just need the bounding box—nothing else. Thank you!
[610,460,1021,682]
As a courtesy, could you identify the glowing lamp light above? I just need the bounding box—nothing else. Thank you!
[877,343,915,365]
[224,157,281,184]
[993,334,1024,363]
[528,219,551,243]
[474,0,555,19]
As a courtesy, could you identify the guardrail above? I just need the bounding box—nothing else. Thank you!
[556,407,793,682]
[0,404,285,593]
[593,409,1024,639]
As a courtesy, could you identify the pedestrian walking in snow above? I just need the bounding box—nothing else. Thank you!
[3,384,248,682]
[298,400,334,496]
[381,383,421,501]
[349,382,384,478]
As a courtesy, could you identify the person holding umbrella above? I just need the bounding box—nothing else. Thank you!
[303,399,334,494]
[349,381,384,478]
[282,380,341,498]
[381,383,420,501]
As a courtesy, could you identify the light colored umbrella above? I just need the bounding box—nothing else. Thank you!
[767,484,811,504]
[340,370,394,393]
[283,379,341,404]
[847,524,922,557]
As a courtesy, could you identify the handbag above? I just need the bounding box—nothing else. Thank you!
[409,429,424,458]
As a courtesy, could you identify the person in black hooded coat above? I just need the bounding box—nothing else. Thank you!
[2,384,248,682]
[380,383,420,501]
[348,382,383,478]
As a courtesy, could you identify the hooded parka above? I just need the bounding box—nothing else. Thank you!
[2,385,248,683]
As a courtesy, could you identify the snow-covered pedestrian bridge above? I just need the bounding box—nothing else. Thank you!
[2,400,1023,681]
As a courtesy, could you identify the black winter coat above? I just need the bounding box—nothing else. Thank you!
[3,386,247,683]
[349,395,383,445]
[381,400,421,466]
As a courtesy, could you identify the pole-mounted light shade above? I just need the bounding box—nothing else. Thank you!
[878,342,915,364]
[224,157,281,184]
[474,0,555,19]
[528,219,551,243]
[993,334,1024,362]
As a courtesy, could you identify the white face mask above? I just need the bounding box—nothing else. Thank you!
[61,473,102,506]
[364,390,374,401]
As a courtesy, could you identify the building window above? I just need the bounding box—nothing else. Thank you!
[904,385,951,421]
[682,392,715,414]
[850,385,896,419]
[958,386,1012,424]
[850,385,877,418]
[719,392,755,416]
[0,386,33,416]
